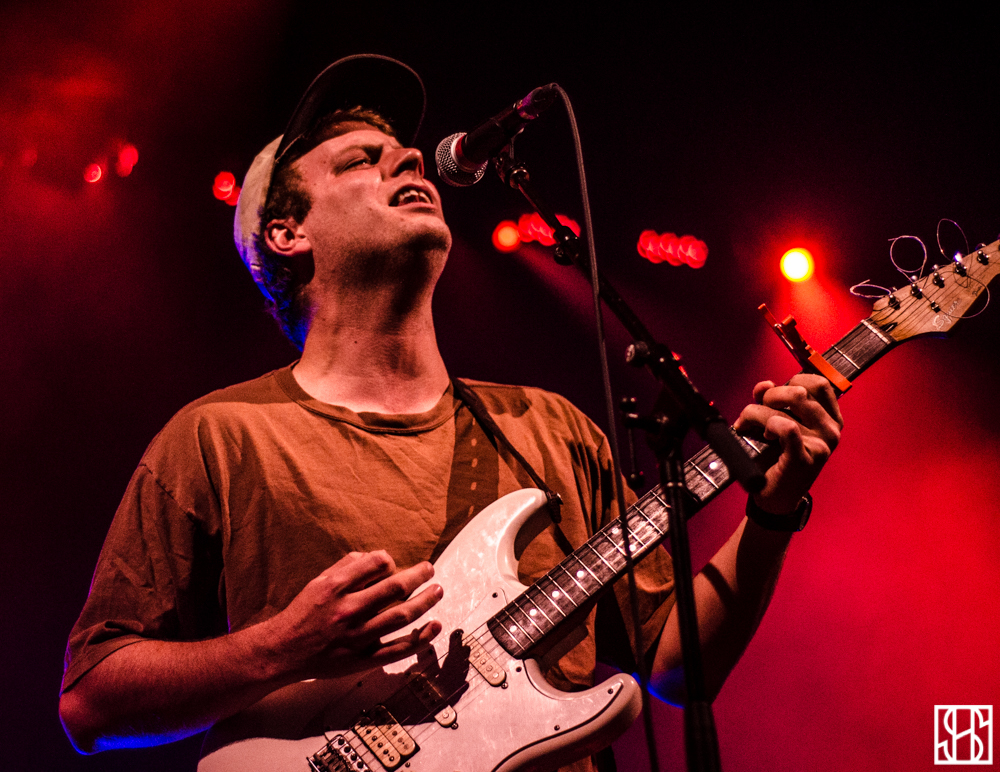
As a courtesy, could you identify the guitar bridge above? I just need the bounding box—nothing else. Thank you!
[310,734,372,772]
[353,706,417,770]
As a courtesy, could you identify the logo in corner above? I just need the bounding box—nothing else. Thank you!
[935,705,993,765]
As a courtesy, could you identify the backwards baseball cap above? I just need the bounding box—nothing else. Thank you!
[233,54,426,298]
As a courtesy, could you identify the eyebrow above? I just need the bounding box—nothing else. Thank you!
[332,139,402,158]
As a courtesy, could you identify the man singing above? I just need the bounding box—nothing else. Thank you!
[59,55,842,771]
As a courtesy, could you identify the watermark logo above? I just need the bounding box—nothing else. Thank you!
[935,705,993,765]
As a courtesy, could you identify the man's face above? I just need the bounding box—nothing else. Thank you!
[290,122,452,293]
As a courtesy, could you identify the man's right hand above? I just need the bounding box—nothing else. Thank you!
[264,550,443,679]
[59,551,442,753]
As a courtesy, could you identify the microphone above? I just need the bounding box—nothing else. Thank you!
[435,84,558,187]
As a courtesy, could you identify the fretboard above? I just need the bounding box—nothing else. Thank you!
[487,315,895,658]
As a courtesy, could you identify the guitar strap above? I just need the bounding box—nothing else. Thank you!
[453,379,620,772]
[451,378,573,557]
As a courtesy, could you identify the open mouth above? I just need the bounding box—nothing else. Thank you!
[390,187,433,207]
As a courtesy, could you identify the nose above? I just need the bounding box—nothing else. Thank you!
[385,146,424,179]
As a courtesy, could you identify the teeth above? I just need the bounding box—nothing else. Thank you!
[393,188,431,206]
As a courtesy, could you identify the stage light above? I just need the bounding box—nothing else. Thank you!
[213,171,236,200]
[638,230,659,261]
[84,163,103,183]
[638,231,708,268]
[510,213,580,249]
[116,144,139,176]
[492,220,521,252]
[780,248,814,282]
[225,186,240,206]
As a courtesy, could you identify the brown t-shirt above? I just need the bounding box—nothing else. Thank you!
[63,366,675,768]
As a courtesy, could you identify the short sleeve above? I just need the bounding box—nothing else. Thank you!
[61,462,225,693]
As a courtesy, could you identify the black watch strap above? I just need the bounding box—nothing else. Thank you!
[746,492,812,532]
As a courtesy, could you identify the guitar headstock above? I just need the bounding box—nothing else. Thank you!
[869,239,1000,343]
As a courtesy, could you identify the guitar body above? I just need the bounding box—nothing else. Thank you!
[199,489,642,772]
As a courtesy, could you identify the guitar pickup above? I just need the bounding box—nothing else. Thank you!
[353,706,417,770]
[407,672,457,727]
[310,734,372,772]
[463,632,506,687]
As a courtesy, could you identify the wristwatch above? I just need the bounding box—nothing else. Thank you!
[746,492,812,532]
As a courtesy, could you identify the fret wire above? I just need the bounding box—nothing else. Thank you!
[829,343,860,370]
[566,553,601,585]
[546,570,581,608]
[583,541,617,573]
[619,516,652,547]
[525,586,559,624]
[594,530,628,560]
[554,563,591,598]
[861,317,892,344]
[500,608,532,641]
[689,461,721,490]
[530,583,569,620]
[510,595,546,635]
[688,448,724,473]
[639,496,668,534]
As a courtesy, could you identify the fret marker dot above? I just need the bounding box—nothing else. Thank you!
[611,526,620,534]
[709,461,719,471]
[552,591,561,598]
[509,625,518,633]
[529,609,537,616]
[576,570,585,579]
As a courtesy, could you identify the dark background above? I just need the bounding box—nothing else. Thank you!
[2,3,998,770]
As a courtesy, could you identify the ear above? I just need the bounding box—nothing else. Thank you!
[263,218,312,258]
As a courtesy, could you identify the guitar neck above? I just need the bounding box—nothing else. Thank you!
[488,316,893,658]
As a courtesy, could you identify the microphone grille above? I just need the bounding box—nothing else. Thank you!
[435,133,486,187]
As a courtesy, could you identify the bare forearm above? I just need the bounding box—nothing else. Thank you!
[59,621,294,753]
[651,516,792,703]
[60,552,442,754]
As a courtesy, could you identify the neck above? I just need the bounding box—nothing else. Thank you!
[294,294,449,415]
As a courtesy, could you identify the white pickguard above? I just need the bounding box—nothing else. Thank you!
[198,489,642,772]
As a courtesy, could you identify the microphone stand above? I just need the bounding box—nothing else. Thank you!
[495,145,766,772]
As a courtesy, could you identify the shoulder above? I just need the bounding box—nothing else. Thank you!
[140,366,296,469]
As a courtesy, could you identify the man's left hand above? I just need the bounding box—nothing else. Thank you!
[734,374,843,515]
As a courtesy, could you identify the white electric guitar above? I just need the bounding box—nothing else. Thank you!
[199,240,999,772]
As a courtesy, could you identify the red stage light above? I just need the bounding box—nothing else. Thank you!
[213,171,236,200]
[225,185,241,206]
[84,163,103,183]
[513,213,580,248]
[492,220,521,252]
[781,248,814,282]
[638,231,708,268]
[116,144,139,176]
